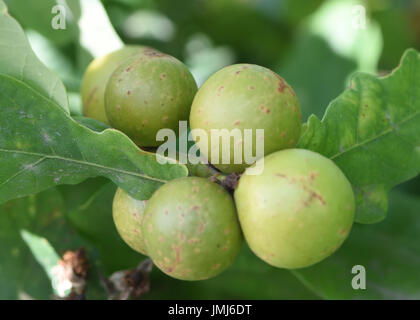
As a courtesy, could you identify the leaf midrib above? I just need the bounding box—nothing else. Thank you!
[330,110,420,160]
[0,148,167,184]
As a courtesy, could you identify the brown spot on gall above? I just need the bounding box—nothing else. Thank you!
[309,172,318,181]
[275,173,287,178]
[302,184,326,206]
[212,263,221,270]
[143,49,166,57]
[233,120,241,126]
[217,86,225,96]
[278,81,287,93]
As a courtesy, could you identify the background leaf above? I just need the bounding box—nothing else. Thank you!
[59,178,144,274]
[5,0,80,47]
[0,74,188,204]
[0,0,69,112]
[298,49,420,223]
[292,189,420,299]
[146,245,320,299]
[277,33,356,121]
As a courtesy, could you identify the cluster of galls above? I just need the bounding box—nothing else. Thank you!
[81,46,355,281]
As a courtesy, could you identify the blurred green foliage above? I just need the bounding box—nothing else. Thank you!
[1,0,419,299]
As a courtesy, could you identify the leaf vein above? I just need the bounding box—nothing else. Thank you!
[330,110,420,160]
[0,149,167,184]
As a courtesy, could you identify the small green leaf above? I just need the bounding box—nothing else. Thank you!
[0,74,188,204]
[292,190,420,299]
[20,229,61,280]
[298,49,420,223]
[0,188,95,299]
[0,0,69,112]
[20,229,68,297]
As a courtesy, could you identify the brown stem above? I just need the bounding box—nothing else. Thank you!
[209,172,241,194]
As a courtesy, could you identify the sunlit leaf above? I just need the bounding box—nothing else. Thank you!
[298,49,420,223]
[0,0,69,112]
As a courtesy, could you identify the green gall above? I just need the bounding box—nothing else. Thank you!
[112,187,148,255]
[235,149,355,269]
[105,49,197,147]
[143,177,242,280]
[81,46,149,124]
[190,64,301,173]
